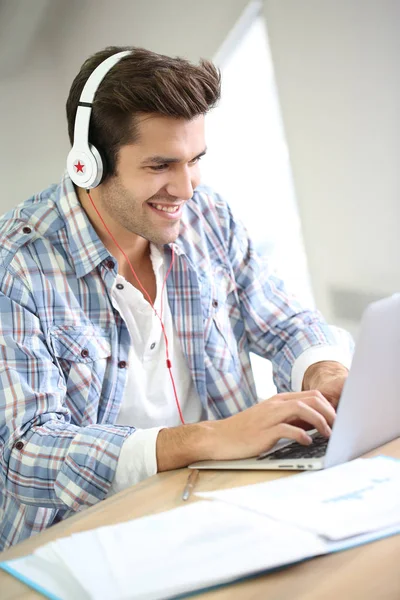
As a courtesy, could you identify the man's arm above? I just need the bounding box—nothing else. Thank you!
[156,388,335,471]
[215,195,353,392]
[0,288,132,510]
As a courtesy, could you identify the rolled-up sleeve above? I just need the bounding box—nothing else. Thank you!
[108,427,164,496]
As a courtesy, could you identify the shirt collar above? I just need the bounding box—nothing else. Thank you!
[168,241,185,256]
[55,171,112,278]
[55,171,189,278]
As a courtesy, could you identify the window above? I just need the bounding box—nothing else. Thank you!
[201,6,314,398]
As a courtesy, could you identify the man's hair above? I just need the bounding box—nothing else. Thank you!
[66,46,221,178]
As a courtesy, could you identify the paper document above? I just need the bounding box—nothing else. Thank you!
[1,500,326,600]
[2,457,400,600]
[197,456,400,540]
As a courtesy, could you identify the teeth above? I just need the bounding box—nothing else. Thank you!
[151,204,180,213]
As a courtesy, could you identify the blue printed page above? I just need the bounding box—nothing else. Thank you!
[197,456,400,540]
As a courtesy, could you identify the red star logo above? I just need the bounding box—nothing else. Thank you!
[74,160,85,173]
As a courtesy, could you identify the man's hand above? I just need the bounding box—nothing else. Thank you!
[156,362,349,471]
[156,389,336,470]
[302,360,349,409]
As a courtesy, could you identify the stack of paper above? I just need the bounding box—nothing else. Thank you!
[198,456,400,541]
[1,456,400,600]
[1,501,326,600]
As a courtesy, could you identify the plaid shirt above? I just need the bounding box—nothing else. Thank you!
[0,173,350,550]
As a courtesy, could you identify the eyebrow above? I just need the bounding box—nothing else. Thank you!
[141,148,207,166]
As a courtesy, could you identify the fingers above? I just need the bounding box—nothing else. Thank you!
[215,390,337,461]
[277,389,333,408]
[282,399,332,437]
[272,390,336,426]
[318,379,347,409]
[298,393,336,427]
[264,423,314,449]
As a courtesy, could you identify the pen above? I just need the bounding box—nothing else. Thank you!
[182,469,199,501]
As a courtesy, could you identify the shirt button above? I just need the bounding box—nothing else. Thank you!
[15,441,24,451]
[118,360,127,368]
[150,342,156,350]
[116,283,124,290]
[81,349,89,358]
[105,259,115,269]
[212,299,219,308]
[22,226,32,234]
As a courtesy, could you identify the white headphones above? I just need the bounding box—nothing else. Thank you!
[66,50,131,189]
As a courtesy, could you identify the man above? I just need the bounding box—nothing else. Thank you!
[0,46,351,550]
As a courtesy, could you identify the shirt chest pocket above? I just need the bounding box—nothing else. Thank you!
[202,268,240,372]
[49,325,112,424]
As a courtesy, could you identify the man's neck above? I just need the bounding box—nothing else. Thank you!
[76,186,156,302]
[118,244,157,304]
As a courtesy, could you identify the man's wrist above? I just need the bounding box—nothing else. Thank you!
[302,360,349,391]
[156,421,217,472]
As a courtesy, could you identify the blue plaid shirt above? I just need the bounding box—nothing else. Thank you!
[0,173,351,550]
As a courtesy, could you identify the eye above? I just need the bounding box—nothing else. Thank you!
[149,164,168,172]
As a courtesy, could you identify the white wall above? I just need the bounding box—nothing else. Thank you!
[263,0,400,330]
[0,1,67,205]
[0,0,249,209]
[1,0,399,333]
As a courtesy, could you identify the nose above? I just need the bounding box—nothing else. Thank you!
[165,166,196,201]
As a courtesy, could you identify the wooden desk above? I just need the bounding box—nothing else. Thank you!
[1,438,400,599]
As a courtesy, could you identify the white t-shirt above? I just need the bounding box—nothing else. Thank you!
[109,245,204,493]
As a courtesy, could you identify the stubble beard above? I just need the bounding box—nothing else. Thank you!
[101,180,181,246]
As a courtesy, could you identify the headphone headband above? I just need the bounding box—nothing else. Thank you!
[67,50,131,188]
[79,51,131,104]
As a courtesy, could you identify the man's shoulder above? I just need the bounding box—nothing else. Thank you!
[185,185,232,230]
[174,185,239,268]
[0,182,65,262]
[191,185,226,209]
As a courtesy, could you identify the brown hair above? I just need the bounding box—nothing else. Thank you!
[66,46,221,179]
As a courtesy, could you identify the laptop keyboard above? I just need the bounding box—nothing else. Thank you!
[258,432,329,461]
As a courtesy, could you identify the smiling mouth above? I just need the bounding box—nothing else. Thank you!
[148,203,181,214]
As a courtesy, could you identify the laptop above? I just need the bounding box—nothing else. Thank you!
[189,294,400,471]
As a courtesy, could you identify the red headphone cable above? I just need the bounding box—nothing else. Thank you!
[86,189,185,425]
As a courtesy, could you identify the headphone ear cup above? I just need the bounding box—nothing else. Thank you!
[88,145,104,188]
[66,145,103,189]
[91,145,108,186]
[67,146,103,189]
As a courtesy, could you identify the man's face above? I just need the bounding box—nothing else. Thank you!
[97,113,206,245]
